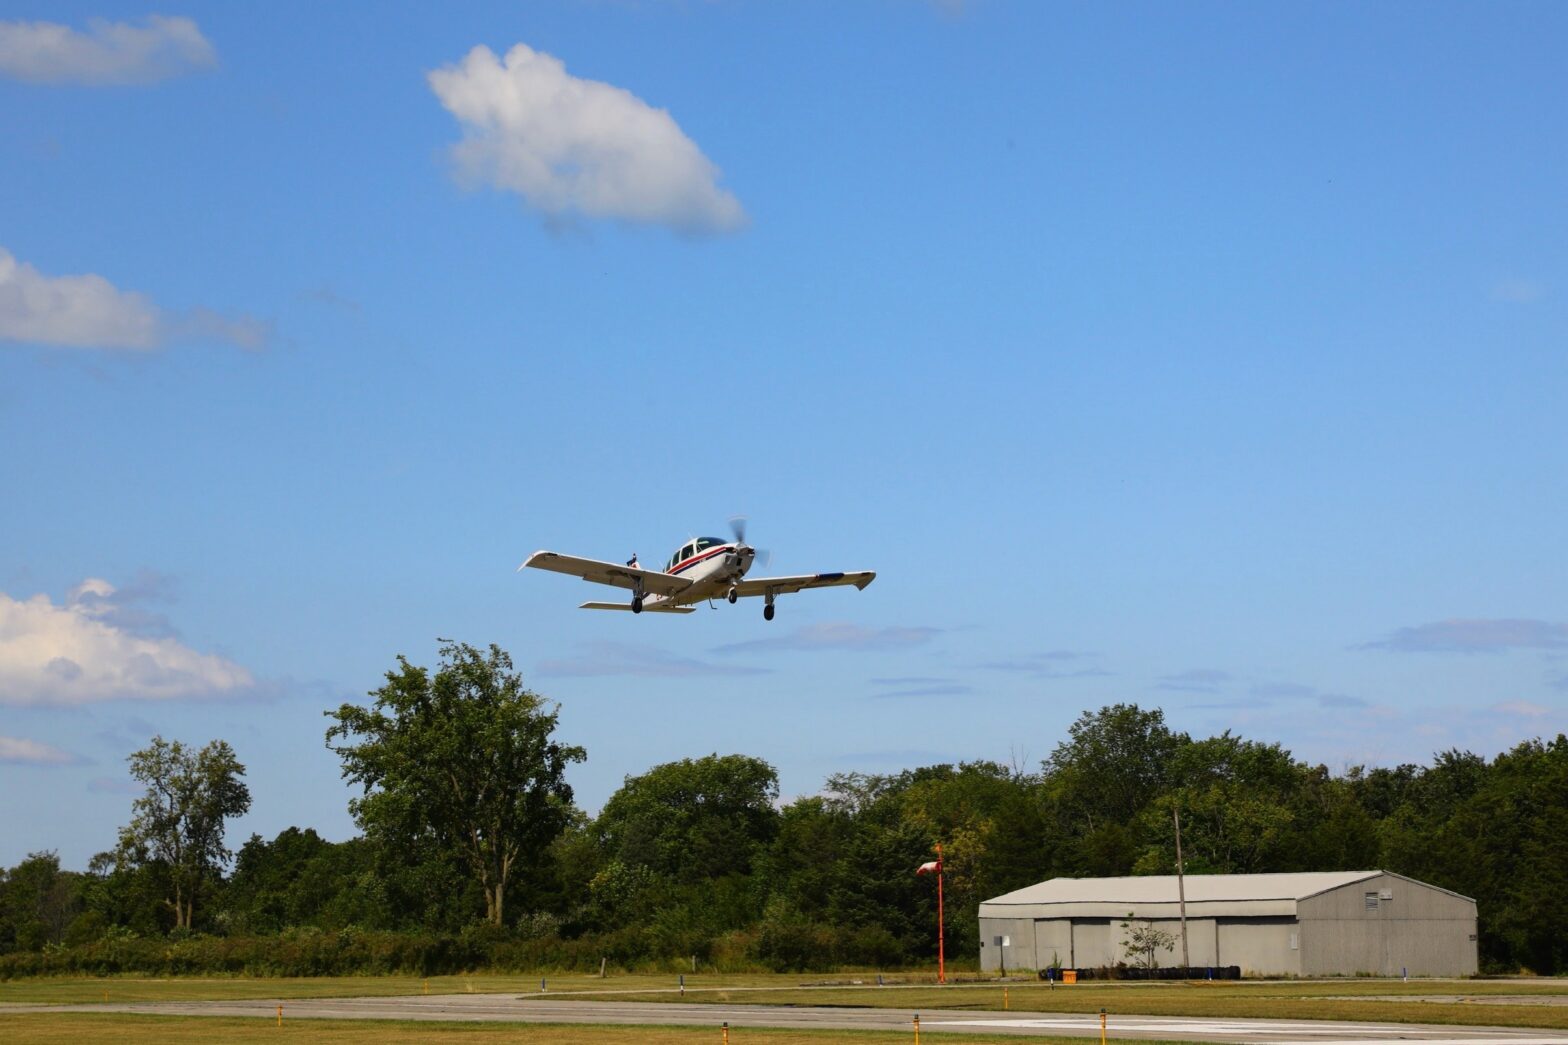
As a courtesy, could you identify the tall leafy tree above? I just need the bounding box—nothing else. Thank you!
[115,736,250,931]
[325,641,584,926]
[597,754,780,882]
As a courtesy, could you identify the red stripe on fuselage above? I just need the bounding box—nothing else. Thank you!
[669,545,731,576]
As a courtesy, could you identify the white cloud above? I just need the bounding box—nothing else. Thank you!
[0,735,77,765]
[0,248,160,348]
[0,248,267,351]
[0,580,254,706]
[428,43,746,235]
[0,15,215,85]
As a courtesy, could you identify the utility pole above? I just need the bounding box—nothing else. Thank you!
[1174,805,1190,970]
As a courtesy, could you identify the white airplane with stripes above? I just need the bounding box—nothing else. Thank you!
[519,519,874,620]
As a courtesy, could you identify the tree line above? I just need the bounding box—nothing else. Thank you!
[3,641,1565,976]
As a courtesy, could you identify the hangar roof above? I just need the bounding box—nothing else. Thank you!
[984,871,1379,907]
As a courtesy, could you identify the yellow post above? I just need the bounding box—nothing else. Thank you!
[722,1021,730,1044]
[423,979,429,995]
[277,1004,283,1028]
[1004,986,1009,1010]
[914,1012,921,1044]
[1099,1007,1107,1045]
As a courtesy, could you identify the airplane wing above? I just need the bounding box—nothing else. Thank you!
[731,571,876,598]
[580,601,696,614]
[520,551,693,598]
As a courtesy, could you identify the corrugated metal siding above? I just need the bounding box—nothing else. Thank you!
[1217,918,1300,976]
[978,871,1477,976]
[1297,873,1478,976]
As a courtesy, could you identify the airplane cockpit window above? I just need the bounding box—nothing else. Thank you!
[695,537,723,552]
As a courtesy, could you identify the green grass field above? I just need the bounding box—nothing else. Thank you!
[3,972,1566,1037]
[0,1012,1189,1045]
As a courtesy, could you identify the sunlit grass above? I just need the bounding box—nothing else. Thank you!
[0,1013,1192,1045]
[3,970,1566,1030]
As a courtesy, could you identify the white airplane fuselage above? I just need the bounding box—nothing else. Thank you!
[646,541,756,608]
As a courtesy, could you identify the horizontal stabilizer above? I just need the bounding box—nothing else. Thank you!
[580,601,696,614]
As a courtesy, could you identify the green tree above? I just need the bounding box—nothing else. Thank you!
[115,736,250,931]
[325,641,584,926]
[0,852,82,952]
[1121,915,1176,970]
[597,754,780,883]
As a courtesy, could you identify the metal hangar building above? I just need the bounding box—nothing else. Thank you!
[977,870,1477,977]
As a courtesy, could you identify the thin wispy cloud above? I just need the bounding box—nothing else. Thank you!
[0,16,216,85]
[0,248,268,351]
[713,623,940,655]
[1492,278,1545,304]
[536,641,768,678]
[872,683,974,699]
[1188,681,1366,712]
[1493,700,1551,719]
[978,651,1109,680]
[1156,668,1232,693]
[0,580,254,706]
[428,43,746,235]
[870,676,949,686]
[1359,618,1568,654]
[0,735,78,765]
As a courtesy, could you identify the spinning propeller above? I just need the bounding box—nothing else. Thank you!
[728,516,771,567]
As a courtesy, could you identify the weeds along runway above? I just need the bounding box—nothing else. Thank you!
[10,994,1568,1043]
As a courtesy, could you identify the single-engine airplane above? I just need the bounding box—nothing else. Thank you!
[519,519,874,620]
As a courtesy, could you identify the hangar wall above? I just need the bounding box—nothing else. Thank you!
[1297,872,1478,977]
[977,871,1477,977]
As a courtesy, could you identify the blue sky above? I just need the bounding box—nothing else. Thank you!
[2,1,1565,868]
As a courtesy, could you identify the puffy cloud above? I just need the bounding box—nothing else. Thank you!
[1359,618,1568,654]
[428,43,746,235]
[0,16,215,85]
[0,248,268,351]
[0,580,254,706]
[0,735,77,765]
[0,248,160,348]
[713,623,940,655]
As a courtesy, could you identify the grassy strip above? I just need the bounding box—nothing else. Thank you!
[1,971,1564,1006]
[582,984,1568,1030]
[0,1012,1198,1045]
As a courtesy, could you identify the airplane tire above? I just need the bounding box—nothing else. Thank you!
[632,596,643,614]
[728,589,738,604]
[764,604,775,621]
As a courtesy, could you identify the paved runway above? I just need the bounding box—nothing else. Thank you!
[12,994,1568,1043]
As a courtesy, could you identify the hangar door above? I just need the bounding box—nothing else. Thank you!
[1070,918,1115,968]
[1033,919,1071,970]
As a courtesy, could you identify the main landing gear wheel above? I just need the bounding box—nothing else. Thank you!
[727,588,738,604]
[631,595,644,614]
[763,603,775,621]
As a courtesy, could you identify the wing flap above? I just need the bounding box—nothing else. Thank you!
[731,571,876,598]
[521,551,692,598]
[580,601,696,614]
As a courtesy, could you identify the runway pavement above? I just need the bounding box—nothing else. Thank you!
[10,994,1568,1043]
